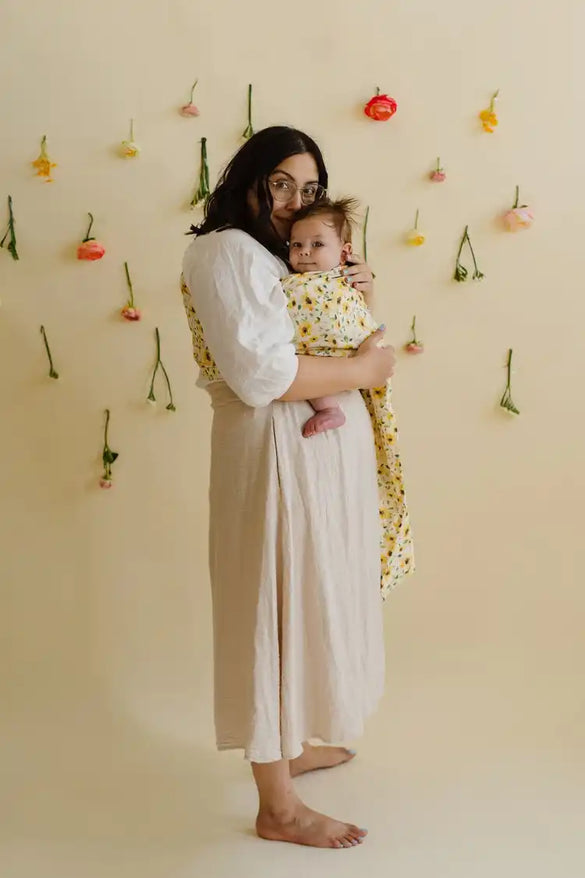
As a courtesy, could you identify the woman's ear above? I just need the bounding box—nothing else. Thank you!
[340,242,353,264]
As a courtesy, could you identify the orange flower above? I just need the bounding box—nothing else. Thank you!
[32,135,56,182]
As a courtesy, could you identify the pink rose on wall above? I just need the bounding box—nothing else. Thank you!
[405,316,424,354]
[180,80,200,116]
[503,186,534,231]
[429,157,446,182]
[77,213,105,261]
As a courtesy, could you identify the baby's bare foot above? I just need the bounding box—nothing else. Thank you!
[302,407,346,438]
[256,801,367,849]
[290,744,356,778]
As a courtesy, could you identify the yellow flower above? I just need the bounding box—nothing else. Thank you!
[120,119,140,158]
[32,136,56,182]
[297,321,313,338]
[406,208,425,246]
[479,90,499,133]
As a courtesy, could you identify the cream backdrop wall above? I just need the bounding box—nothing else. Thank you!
[1,1,583,877]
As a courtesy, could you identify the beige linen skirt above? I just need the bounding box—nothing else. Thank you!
[207,381,385,763]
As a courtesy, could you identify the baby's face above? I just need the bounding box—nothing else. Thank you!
[289,217,350,273]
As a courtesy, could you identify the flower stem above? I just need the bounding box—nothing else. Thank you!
[465,227,484,279]
[436,157,441,171]
[375,86,380,96]
[40,135,48,158]
[0,195,19,261]
[242,84,254,139]
[129,119,134,141]
[189,79,198,102]
[490,89,500,111]
[102,408,119,479]
[191,137,211,207]
[513,185,519,209]
[362,206,369,263]
[414,209,419,229]
[124,261,135,307]
[410,315,418,343]
[40,325,59,379]
[148,327,176,410]
[83,212,95,242]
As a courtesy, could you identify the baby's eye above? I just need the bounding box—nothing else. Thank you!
[312,241,324,247]
[291,241,302,248]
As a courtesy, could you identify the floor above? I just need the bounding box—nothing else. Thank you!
[2,643,583,878]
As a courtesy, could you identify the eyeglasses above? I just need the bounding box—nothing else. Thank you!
[267,177,327,205]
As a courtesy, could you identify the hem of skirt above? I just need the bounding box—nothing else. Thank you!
[215,684,385,764]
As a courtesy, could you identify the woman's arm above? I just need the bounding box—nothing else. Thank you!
[279,329,395,402]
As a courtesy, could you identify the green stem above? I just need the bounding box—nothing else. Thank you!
[103,408,111,478]
[191,138,211,206]
[465,228,482,276]
[414,209,419,230]
[40,134,48,157]
[1,195,19,261]
[40,325,58,379]
[242,84,254,139]
[124,261,135,307]
[148,328,161,398]
[436,157,441,171]
[411,315,418,343]
[189,79,198,102]
[83,212,95,242]
[490,89,499,111]
[513,185,519,209]
[129,119,134,141]
[362,206,369,264]
[375,86,380,96]
[506,348,513,388]
[159,360,175,410]
[456,225,468,262]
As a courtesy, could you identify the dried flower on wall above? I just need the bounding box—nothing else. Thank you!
[242,83,254,139]
[99,408,119,489]
[364,87,397,121]
[429,157,446,182]
[121,262,141,321]
[40,326,59,379]
[479,90,499,133]
[0,195,19,261]
[77,213,106,261]
[190,137,210,208]
[32,135,57,182]
[503,185,534,231]
[405,316,424,354]
[406,210,425,246]
[120,119,140,158]
[454,225,484,281]
[147,327,176,411]
[500,348,520,414]
[180,80,200,116]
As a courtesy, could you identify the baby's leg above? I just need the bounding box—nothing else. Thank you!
[303,396,346,438]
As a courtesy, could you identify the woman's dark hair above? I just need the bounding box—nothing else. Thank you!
[188,126,328,262]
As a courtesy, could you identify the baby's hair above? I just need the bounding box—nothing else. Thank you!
[291,196,360,243]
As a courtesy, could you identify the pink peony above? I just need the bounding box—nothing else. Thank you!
[430,169,446,182]
[405,342,424,354]
[99,478,113,489]
[121,305,141,321]
[503,206,534,231]
[78,240,105,261]
[180,103,200,117]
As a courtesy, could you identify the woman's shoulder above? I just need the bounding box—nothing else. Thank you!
[183,227,279,272]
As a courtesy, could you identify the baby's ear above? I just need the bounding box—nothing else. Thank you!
[340,242,353,263]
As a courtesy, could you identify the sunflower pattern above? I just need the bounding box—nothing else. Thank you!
[180,269,414,597]
[281,269,414,597]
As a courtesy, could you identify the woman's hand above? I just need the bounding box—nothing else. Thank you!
[354,327,395,388]
[342,255,374,299]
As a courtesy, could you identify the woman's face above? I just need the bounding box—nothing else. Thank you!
[248,152,321,241]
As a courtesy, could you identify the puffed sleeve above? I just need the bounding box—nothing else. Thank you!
[182,229,298,407]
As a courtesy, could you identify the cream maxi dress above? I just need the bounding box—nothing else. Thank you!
[181,228,385,764]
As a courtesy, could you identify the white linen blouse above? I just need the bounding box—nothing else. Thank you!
[181,228,299,408]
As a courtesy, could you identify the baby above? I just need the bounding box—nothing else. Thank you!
[285,197,372,438]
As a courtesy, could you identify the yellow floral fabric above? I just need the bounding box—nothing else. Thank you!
[180,268,414,597]
[281,269,414,597]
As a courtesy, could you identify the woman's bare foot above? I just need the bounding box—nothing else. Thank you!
[290,744,356,778]
[256,801,367,849]
[302,407,346,438]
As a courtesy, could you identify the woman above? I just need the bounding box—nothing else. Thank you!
[181,126,396,850]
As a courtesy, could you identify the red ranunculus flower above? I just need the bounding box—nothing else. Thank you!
[364,87,397,121]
